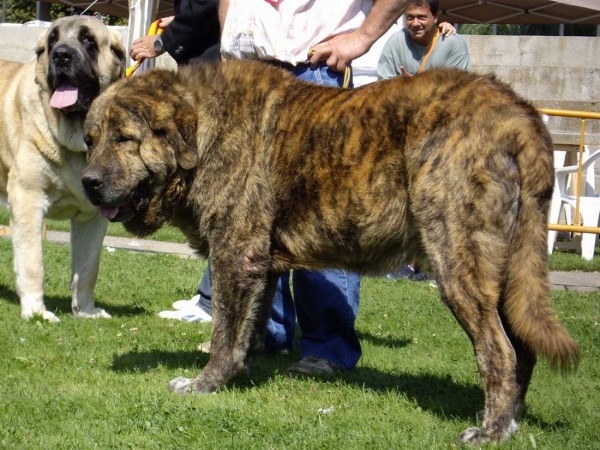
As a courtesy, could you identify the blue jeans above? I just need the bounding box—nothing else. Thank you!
[198,61,361,370]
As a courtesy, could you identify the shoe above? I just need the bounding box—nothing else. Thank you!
[172,294,201,311]
[198,341,211,353]
[386,264,415,280]
[287,356,340,378]
[157,306,212,322]
[413,271,433,282]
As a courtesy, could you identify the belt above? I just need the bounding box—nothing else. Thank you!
[262,59,311,72]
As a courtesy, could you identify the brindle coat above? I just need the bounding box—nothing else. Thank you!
[82,61,579,444]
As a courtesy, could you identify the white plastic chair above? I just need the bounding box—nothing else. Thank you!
[548,146,600,260]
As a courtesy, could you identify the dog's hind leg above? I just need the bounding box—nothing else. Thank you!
[498,312,536,421]
[423,230,520,444]
[70,215,110,318]
[436,282,520,444]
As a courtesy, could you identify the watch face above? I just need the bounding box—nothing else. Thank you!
[154,37,164,53]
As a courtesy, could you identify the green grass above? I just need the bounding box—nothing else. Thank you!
[0,239,598,449]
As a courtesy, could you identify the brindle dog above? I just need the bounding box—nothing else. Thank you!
[81,61,579,444]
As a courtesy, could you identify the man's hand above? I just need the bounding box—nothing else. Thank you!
[130,35,161,61]
[399,66,411,76]
[159,16,174,28]
[129,16,173,62]
[438,22,457,37]
[308,31,371,73]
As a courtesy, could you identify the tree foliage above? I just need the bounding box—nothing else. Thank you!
[460,23,596,36]
[2,0,127,25]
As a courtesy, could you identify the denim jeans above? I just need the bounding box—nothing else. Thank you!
[197,61,361,370]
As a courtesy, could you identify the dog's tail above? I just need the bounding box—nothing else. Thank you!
[503,108,579,373]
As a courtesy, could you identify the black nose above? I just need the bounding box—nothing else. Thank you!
[82,172,103,205]
[51,45,72,69]
[82,174,102,189]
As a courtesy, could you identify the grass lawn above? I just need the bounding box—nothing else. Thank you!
[0,238,598,449]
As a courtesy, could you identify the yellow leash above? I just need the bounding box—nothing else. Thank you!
[126,20,163,77]
[418,29,440,74]
[308,48,352,88]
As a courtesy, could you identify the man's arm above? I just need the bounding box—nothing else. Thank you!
[309,0,410,72]
[161,0,220,63]
[130,0,218,62]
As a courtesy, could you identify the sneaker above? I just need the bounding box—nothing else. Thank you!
[287,356,340,378]
[386,264,415,280]
[197,341,211,353]
[172,294,201,311]
[157,306,212,322]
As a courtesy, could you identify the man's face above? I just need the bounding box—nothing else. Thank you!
[404,3,439,46]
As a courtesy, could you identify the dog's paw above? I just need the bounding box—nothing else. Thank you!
[167,376,195,395]
[74,307,112,319]
[21,309,60,322]
[458,420,519,445]
[458,427,490,445]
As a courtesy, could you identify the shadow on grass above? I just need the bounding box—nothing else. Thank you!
[0,282,148,317]
[358,330,412,349]
[110,348,562,431]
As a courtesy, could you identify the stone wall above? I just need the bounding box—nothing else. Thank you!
[464,35,600,144]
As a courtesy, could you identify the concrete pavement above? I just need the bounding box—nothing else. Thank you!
[2,230,599,292]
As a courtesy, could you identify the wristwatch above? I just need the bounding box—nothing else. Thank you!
[153,35,164,55]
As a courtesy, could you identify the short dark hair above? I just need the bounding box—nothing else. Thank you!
[408,0,439,16]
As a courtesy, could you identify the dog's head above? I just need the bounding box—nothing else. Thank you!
[81,72,198,234]
[35,16,126,115]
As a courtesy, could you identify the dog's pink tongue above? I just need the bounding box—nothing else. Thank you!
[100,206,119,219]
[50,83,78,109]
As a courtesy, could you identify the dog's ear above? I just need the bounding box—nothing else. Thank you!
[108,29,127,78]
[35,28,49,59]
[172,101,198,170]
[150,99,198,170]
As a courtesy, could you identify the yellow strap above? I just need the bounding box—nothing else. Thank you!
[418,29,439,74]
[126,19,163,77]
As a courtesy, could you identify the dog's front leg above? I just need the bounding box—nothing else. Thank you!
[8,183,54,321]
[70,214,110,318]
[168,243,276,395]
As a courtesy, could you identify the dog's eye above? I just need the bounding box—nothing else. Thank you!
[82,34,96,47]
[118,136,131,144]
[84,137,94,152]
[47,29,58,51]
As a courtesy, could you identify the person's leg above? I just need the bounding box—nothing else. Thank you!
[263,272,296,354]
[293,269,361,370]
[196,262,213,314]
[286,62,362,373]
[292,61,353,88]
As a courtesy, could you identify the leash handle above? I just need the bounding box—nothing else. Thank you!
[126,19,163,77]
[307,48,352,88]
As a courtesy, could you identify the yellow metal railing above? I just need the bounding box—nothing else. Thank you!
[540,107,600,235]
